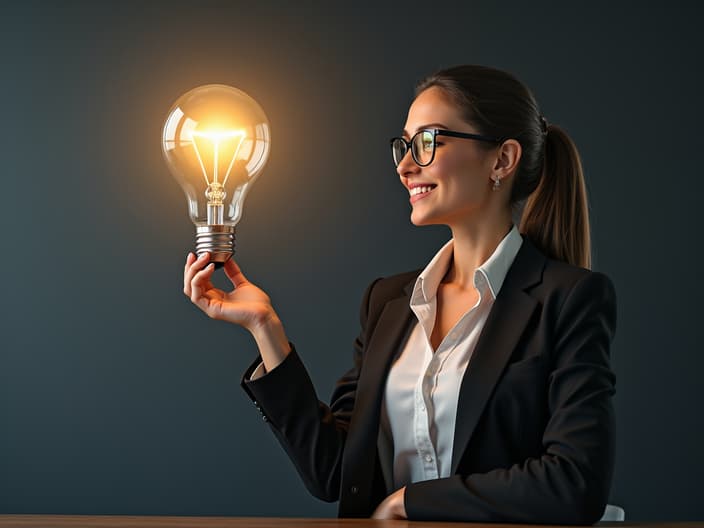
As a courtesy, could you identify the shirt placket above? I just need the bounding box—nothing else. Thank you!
[414,346,440,481]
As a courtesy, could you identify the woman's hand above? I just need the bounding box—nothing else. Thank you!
[183,252,275,333]
[371,486,407,520]
[184,251,291,372]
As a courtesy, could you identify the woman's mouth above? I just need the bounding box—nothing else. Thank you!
[409,184,437,204]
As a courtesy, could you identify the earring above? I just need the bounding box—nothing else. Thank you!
[492,176,501,191]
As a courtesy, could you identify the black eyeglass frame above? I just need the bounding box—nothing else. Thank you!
[389,128,504,167]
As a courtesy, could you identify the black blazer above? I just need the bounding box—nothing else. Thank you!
[240,234,617,524]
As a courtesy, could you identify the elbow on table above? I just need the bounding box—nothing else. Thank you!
[550,480,610,525]
[299,473,341,504]
[306,486,339,503]
[576,494,610,525]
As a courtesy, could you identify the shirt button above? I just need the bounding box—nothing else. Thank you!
[350,485,359,494]
[424,454,433,462]
[420,404,426,411]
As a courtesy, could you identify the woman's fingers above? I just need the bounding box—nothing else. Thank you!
[190,261,215,304]
[183,252,196,295]
[182,253,276,327]
[224,258,248,288]
[183,252,209,297]
[191,264,230,320]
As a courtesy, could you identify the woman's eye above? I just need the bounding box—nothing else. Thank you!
[436,142,444,146]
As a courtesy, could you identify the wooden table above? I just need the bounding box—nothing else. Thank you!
[0,516,702,528]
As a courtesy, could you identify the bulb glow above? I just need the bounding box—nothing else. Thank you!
[191,129,247,187]
[161,85,271,265]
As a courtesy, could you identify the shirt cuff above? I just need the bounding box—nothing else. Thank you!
[249,361,268,380]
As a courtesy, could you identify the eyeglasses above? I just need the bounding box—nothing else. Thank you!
[389,128,503,167]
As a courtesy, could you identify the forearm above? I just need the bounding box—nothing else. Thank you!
[404,448,613,524]
[241,343,350,501]
[249,312,291,374]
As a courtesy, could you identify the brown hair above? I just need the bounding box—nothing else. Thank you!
[415,65,591,269]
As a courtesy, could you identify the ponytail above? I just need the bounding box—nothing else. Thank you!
[519,124,591,269]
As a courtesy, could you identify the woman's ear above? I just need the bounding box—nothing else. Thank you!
[493,139,522,179]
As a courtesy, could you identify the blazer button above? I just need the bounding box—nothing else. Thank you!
[350,485,358,494]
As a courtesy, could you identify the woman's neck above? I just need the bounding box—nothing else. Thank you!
[444,213,513,291]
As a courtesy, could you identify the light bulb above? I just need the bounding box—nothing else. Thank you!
[162,84,271,267]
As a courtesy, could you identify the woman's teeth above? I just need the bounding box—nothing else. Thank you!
[410,185,435,196]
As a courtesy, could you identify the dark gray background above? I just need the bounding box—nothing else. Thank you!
[1,0,701,521]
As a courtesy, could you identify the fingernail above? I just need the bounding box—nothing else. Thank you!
[199,252,208,259]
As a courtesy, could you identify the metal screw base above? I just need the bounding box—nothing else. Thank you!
[195,225,236,269]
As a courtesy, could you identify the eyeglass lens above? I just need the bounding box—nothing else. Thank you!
[392,130,435,166]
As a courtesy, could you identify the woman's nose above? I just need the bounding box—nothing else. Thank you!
[396,148,420,177]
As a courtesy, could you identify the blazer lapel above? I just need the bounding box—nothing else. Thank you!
[449,235,544,473]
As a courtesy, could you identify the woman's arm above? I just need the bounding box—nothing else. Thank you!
[240,277,382,502]
[403,271,617,525]
[248,312,293,375]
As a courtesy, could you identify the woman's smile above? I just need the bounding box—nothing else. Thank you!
[409,184,437,204]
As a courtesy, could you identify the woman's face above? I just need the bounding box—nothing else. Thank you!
[398,86,499,227]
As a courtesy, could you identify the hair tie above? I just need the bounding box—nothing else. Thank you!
[539,115,549,136]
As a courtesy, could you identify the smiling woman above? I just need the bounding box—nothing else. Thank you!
[183,64,617,524]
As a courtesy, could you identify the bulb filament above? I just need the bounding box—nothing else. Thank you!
[191,129,247,203]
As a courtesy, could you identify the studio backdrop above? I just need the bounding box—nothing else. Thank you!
[0,1,701,521]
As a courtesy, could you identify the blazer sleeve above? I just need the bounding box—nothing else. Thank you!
[239,277,382,502]
[403,271,618,525]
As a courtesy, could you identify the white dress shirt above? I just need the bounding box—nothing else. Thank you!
[379,224,523,490]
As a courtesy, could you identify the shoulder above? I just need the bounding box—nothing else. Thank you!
[355,268,421,336]
[528,248,617,335]
[355,268,421,326]
[364,268,422,305]
[540,255,616,300]
[512,232,614,298]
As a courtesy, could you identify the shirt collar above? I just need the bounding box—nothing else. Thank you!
[411,223,524,306]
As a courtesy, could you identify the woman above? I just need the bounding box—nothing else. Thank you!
[182,64,617,524]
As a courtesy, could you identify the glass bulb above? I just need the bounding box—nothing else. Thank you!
[162,84,271,266]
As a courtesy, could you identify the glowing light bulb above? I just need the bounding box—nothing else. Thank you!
[162,84,271,267]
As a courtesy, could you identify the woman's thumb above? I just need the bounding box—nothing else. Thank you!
[224,258,248,287]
